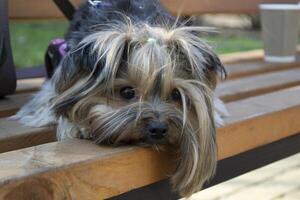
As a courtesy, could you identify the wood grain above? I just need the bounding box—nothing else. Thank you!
[0,140,174,200]
[221,49,300,80]
[1,86,300,199]
[0,93,33,118]
[217,68,300,102]
[219,86,300,159]
[0,118,55,153]
[225,58,300,80]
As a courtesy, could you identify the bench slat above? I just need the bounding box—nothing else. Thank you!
[16,78,44,94]
[0,93,33,118]
[0,118,55,153]
[220,48,300,64]
[1,86,300,199]
[225,58,300,80]
[220,49,264,64]
[220,86,300,158]
[0,140,173,200]
[217,68,300,102]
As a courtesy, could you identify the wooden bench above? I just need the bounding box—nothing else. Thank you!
[1,51,300,199]
[2,0,300,199]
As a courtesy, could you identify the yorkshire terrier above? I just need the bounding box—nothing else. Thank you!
[14,0,228,197]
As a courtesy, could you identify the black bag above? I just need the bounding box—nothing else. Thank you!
[0,0,74,96]
[0,0,16,97]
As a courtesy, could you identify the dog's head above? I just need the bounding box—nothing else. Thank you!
[51,19,225,196]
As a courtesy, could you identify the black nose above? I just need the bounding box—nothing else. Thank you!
[146,121,168,140]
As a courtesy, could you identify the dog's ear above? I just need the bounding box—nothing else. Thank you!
[203,51,226,78]
[51,29,128,117]
[53,43,103,94]
[202,50,227,88]
[169,26,226,86]
[50,44,102,117]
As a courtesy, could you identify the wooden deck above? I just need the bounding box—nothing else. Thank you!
[0,50,300,199]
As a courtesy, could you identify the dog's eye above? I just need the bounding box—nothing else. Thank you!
[171,89,181,102]
[120,86,136,100]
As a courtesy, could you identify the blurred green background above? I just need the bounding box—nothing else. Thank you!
[10,21,67,68]
[10,20,263,68]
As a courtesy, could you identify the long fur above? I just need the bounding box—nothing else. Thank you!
[13,0,228,197]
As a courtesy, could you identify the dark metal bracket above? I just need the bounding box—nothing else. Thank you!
[0,0,16,97]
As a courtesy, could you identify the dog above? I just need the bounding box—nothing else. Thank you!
[14,0,228,197]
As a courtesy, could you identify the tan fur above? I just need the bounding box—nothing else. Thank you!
[16,19,225,197]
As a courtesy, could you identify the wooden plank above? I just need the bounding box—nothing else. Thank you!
[219,86,300,158]
[1,86,300,199]
[9,0,299,19]
[0,140,174,200]
[112,133,300,200]
[16,78,44,93]
[217,68,300,102]
[0,118,55,153]
[206,133,300,191]
[0,93,33,118]
[225,58,300,80]
[220,49,264,64]
[218,45,300,80]
[0,78,44,117]
[220,47,300,64]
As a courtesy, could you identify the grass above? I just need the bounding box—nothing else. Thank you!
[10,21,263,68]
[10,21,68,68]
[204,32,262,54]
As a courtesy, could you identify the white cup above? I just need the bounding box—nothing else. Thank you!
[260,4,300,63]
